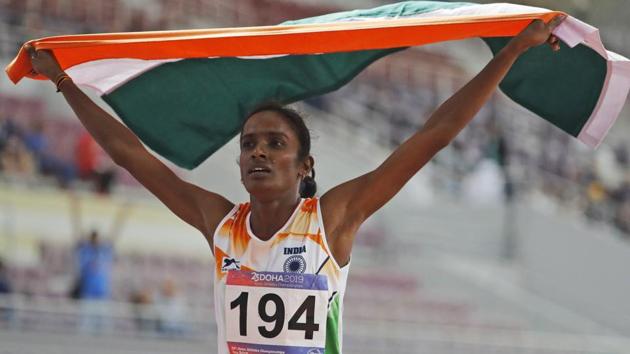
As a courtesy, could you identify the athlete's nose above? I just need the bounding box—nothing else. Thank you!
[251,143,267,160]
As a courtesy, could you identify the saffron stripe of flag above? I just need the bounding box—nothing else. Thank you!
[5,1,630,169]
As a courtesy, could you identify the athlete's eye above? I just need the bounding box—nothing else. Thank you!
[241,139,254,149]
[269,138,285,149]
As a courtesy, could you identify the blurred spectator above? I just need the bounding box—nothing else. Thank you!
[0,258,12,325]
[0,259,11,295]
[615,201,630,237]
[22,120,47,159]
[613,177,630,237]
[126,9,150,32]
[23,119,75,187]
[0,114,21,152]
[594,145,625,191]
[315,75,630,238]
[70,195,132,333]
[76,131,117,194]
[75,230,115,333]
[614,143,629,168]
[0,136,36,182]
[76,230,115,301]
[155,279,188,336]
[129,288,156,333]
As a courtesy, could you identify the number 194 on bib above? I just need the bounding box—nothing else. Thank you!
[225,271,328,354]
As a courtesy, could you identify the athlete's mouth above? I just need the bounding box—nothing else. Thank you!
[248,166,272,175]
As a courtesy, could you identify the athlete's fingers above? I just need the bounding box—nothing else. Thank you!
[25,44,36,59]
[547,34,561,51]
[552,41,561,51]
[546,14,566,31]
[25,44,39,75]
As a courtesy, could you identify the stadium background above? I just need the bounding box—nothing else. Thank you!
[1,0,629,353]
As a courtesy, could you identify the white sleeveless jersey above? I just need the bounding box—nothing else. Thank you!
[213,197,350,354]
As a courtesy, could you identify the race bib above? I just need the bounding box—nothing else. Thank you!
[225,270,328,354]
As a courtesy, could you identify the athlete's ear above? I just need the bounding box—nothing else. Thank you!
[302,156,314,177]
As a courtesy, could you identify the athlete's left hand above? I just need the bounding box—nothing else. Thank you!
[511,14,566,53]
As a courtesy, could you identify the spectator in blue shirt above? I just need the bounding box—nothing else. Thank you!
[22,119,75,187]
[70,194,131,334]
[76,230,114,300]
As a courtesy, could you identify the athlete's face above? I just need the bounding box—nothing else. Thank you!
[239,110,308,199]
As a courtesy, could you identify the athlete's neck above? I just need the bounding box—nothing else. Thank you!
[249,193,302,241]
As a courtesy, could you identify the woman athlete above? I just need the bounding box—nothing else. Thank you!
[27,15,565,354]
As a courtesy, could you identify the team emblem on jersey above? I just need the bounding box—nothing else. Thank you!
[307,349,323,354]
[221,257,241,272]
[283,255,306,273]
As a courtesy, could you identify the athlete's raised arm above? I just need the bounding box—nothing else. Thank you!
[320,15,566,266]
[27,46,234,246]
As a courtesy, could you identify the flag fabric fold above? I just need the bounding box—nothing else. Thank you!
[5,1,629,169]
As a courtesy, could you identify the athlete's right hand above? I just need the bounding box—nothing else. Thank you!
[510,14,566,53]
[25,44,64,81]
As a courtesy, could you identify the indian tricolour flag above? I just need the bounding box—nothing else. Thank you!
[6,1,630,169]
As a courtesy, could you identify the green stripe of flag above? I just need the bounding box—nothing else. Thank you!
[484,37,606,136]
[103,49,400,168]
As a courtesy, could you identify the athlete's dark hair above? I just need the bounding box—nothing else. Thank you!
[242,102,316,198]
